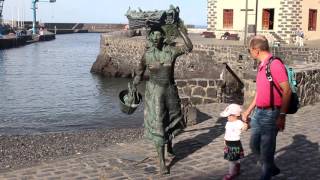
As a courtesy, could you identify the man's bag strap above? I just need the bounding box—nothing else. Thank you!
[266,56,284,109]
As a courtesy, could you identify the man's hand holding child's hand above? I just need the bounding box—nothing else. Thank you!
[241,123,249,131]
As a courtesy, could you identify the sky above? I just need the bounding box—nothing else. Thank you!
[3,0,207,26]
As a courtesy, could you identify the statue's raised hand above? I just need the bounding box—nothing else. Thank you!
[178,18,188,34]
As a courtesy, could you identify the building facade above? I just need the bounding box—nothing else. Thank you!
[208,0,320,43]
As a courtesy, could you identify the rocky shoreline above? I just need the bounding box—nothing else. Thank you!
[0,128,143,173]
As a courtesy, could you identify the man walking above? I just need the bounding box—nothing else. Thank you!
[242,35,292,180]
[295,29,304,47]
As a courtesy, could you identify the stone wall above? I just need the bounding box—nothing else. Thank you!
[296,68,320,106]
[92,33,320,107]
[176,77,243,106]
[92,33,248,79]
[272,47,320,65]
[92,33,320,80]
[176,79,224,106]
[243,68,320,109]
[91,33,147,78]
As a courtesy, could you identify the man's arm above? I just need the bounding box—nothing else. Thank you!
[277,81,292,131]
[270,59,291,131]
[279,81,291,114]
[242,93,257,122]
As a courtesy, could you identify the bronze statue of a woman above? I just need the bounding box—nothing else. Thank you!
[132,20,193,174]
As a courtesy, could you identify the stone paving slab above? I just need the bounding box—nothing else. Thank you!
[0,103,319,180]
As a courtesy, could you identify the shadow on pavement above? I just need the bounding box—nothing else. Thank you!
[196,109,213,124]
[169,116,226,169]
[238,134,318,180]
[175,131,319,180]
[274,134,319,179]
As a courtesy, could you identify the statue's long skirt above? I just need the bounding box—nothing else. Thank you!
[144,81,186,146]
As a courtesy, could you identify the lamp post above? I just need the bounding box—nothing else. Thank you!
[244,0,248,45]
[255,0,259,36]
[31,0,56,35]
[31,0,38,35]
[241,0,253,45]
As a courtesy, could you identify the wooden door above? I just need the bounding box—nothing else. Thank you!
[309,9,317,31]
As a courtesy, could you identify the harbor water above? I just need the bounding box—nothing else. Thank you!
[0,33,144,135]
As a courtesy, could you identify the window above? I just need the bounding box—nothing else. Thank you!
[262,9,274,30]
[223,9,233,29]
[309,9,317,31]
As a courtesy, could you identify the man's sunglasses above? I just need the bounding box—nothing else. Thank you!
[247,48,258,53]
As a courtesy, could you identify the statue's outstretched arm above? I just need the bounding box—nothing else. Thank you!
[178,22,193,53]
[172,20,193,58]
[133,53,146,87]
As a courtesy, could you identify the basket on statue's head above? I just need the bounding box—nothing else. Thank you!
[125,5,186,43]
[165,5,180,25]
[125,5,180,29]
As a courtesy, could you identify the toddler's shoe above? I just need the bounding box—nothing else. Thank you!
[272,166,281,176]
[223,174,236,180]
[235,163,241,175]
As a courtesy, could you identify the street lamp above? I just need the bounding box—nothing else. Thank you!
[31,0,56,35]
[241,0,253,45]
[255,0,258,36]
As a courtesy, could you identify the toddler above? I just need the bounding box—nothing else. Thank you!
[220,104,248,180]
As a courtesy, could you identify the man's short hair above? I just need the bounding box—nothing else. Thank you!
[249,35,270,51]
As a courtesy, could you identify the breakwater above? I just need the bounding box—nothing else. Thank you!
[17,21,126,34]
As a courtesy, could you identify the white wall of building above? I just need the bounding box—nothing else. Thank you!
[302,1,320,40]
[214,0,281,38]
[209,0,320,41]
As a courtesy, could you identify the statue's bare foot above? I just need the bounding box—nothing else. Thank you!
[160,166,169,175]
[167,141,175,157]
[167,150,175,157]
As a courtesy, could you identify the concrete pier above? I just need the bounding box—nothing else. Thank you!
[0,33,55,50]
[11,21,126,34]
[38,33,56,42]
[0,35,32,49]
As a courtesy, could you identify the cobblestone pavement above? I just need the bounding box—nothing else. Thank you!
[1,103,319,180]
